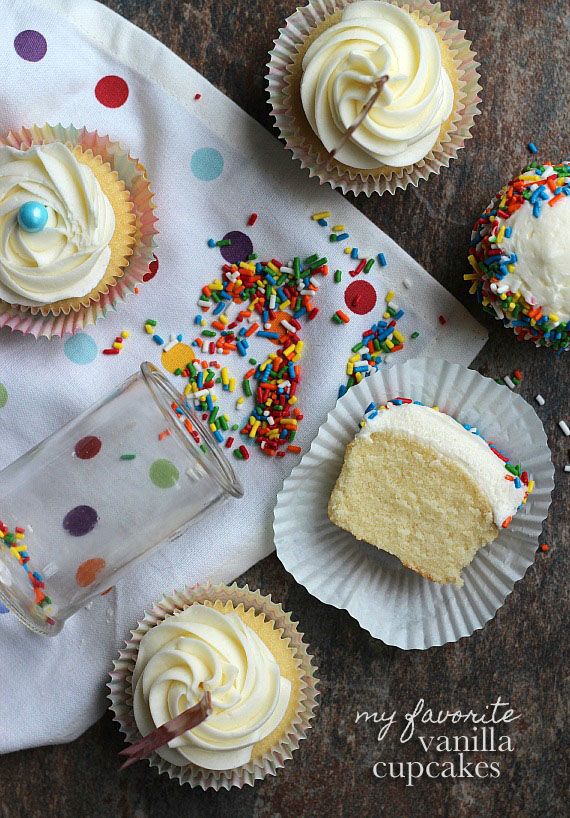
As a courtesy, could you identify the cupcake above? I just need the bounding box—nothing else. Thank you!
[109,583,318,789]
[0,124,157,338]
[267,0,481,195]
[468,161,570,351]
[328,399,533,585]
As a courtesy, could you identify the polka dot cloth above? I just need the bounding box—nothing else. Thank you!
[14,30,47,62]
[143,254,159,282]
[76,558,106,588]
[344,280,377,315]
[191,147,224,181]
[95,75,129,108]
[220,231,253,266]
[0,602,10,615]
[0,384,8,409]
[64,333,98,365]
[74,436,102,460]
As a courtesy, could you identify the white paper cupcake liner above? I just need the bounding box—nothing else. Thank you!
[267,0,482,196]
[0,124,158,339]
[274,358,554,649]
[109,582,319,790]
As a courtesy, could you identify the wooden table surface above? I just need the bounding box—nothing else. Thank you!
[2,1,568,816]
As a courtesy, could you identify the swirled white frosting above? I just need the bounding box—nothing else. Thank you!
[132,603,292,770]
[300,1,454,168]
[0,142,115,305]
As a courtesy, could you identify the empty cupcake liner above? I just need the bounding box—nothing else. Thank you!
[109,582,319,790]
[0,124,158,338]
[274,358,554,649]
[266,0,482,196]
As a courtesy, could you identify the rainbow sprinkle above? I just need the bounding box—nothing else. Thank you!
[338,291,406,398]
[468,162,570,351]
[0,521,57,623]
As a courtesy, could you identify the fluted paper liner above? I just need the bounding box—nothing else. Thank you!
[109,582,319,789]
[0,124,158,338]
[274,359,554,649]
[267,0,482,196]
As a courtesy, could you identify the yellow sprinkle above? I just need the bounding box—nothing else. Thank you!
[349,354,360,363]
[383,311,391,319]
[121,331,130,339]
[266,262,280,274]
[145,324,154,334]
[184,384,192,396]
[295,341,304,353]
[344,247,353,255]
[283,344,295,357]
[467,255,480,273]
[497,226,506,243]
[288,395,298,405]
[482,296,490,306]
[333,224,345,232]
[221,367,229,385]
[549,313,560,323]
[432,405,439,411]
[346,363,354,375]
[209,423,217,432]
[229,378,236,393]
[113,342,123,350]
[220,314,229,325]
[249,421,260,439]
[393,330,404,343]
[528,480,535,493]
[355,372,364,383]
[385,290,395,303]
[311,211,331,220]
[249,415,256,426]
[464,273,479,280]
[469,282,479,295]
[385,339,394,350]
[236,396,244,407]
[507,264,515,273]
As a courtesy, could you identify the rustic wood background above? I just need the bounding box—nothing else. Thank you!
[1,1,568,816]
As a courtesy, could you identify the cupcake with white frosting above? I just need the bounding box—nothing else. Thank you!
[0,124,157,338]
[109,583,318,789]
[267,0,482,195]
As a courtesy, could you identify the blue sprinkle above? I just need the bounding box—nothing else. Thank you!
[377,252,387,267]
[365,402,376,413]
[367,410,378,419]
[194,315,203,325]
[338,384,347,399]
[256,331,279,339]
[505,226,512,238]
[152,334,164,345]
[177,334,183,342]
[206,395,214,411]
[317,218,328,226]
[207,238,216,247]
[514,477,522,488]
[532,202,541,218]
[393,309,405,320]
[527,142,539,154]
[336,232,349,241]
[213,430,224,443]
[213,301,226,315]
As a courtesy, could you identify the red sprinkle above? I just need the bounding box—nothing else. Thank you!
[194,93,201,100]
[247,213,258,226]
[438,315,447,325]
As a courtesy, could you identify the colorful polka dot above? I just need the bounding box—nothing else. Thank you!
[220,231,253,265]
[344,280,377,315]
[14,30,47,62]
[76,557,106,588]
[64,332,98,365]
[0,602,10,615]
[191,147,224,181]
[149,459,179,489]
[95,75,129,108]
[161,342,195,373]
[63,505,98,537]
[143,254,159,282]
[0,383,7,409]
[74,436,102,460]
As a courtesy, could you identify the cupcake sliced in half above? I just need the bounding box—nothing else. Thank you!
[328,399,533,585]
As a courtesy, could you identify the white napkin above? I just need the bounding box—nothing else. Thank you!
[0,0,487,751]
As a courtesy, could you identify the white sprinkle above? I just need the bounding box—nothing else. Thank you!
[535,394,545,406]
[163,339,178,352]
[559,420,570,436]
[280,266,294,274]
[402,278,411,289]
[281,319,297,333]
[564,465,570,473]
[503,375,516,390]
[192,388,211,399]
[264,322,272,329]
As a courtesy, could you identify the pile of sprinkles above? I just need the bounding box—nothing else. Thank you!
[360,400,534,525]
[145,246,328,458]
[467,161,570,351]
[0,521,56,623]
[338,290,409,398]
[103,330,130,356]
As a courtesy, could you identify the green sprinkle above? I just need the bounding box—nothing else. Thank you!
[120,454,136,461]
[306,256,327,271]
[146,319,157,326]
[232,424,239,431]
[329,234,338,242]
[334,269,342,283]
[243,379,252,397]
[199,444,208,453]
[234,449,244,460]
[202,329,216,337]
[174,368,182,376]
[363,258,375,274]
[216,239,231,247]
[219,416,229,431]
[248,358,257,365]
[351,341,364,353]
[411,331,420,339]
[247,253,258,260]
[332,314,342,324]
[304,254,319,265]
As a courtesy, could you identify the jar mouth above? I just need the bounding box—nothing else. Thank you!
[140,362,244,500]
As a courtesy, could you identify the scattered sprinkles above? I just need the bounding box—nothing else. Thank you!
[0,521,57,623]
[102,330,130,356]
[468,162,570,351]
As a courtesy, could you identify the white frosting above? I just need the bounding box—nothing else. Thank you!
[300,1,454,168]
[358,404,526,526]
[500,192,570,322]
[0,143,115,305]
[132,603,291,770]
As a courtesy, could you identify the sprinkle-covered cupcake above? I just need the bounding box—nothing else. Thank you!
[110,583,318,789]
[468,161,570,351]
[0,124,157,338]
[267,0,481,195]
[328,399,533,585]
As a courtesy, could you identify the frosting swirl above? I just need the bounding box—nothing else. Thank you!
[132,604,292,770]
[0,142,115,305]
[300,1,454,168]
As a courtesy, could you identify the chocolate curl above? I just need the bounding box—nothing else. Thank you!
[329,75,389,159]
[118,691,212,770]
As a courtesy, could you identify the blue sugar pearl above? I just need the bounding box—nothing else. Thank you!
[18,201,48,233]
